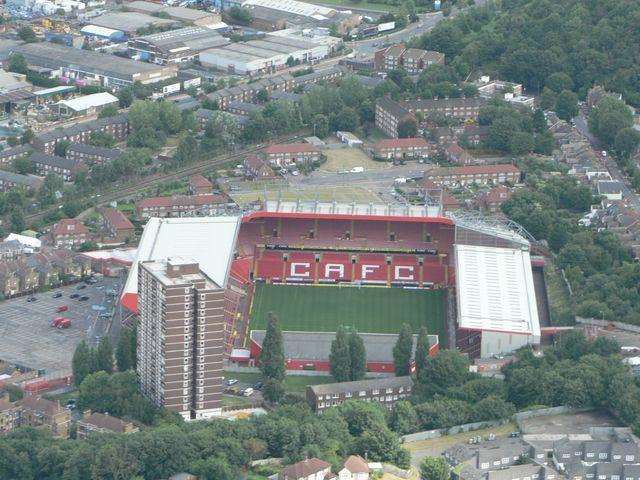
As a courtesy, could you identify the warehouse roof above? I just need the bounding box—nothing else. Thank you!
[58,92,118,112]
[122,216,241,312]
[242,0,336,19]
[15,43,168,81]
[454,244,540,337]
[132,26,229,53]
[89,11,176,33]
[80,25,124,38]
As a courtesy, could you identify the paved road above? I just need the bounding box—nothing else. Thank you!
[573,113,640,209]
[347,12,443,57]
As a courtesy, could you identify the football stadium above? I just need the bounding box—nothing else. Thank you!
[122,199,548,371]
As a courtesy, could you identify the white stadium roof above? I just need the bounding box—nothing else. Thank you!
[121,217,240,311]
[454,244,540,337]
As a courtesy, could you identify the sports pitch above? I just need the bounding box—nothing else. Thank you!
[249,283,446,340]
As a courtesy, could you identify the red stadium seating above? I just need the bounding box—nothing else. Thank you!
[251,247,452,287]
[318,252,352,282]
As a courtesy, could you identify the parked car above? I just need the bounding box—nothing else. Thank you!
[226,378,238,386]
[70,293,80,299]
[243,388,254,397]
[56,305,68,313]
[253,381,264,390]
[52,292,63,298]
[77,285,86,290]
[27,297,37,302]
[79,296,89,301]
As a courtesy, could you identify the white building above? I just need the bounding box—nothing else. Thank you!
[454,243,541,358]
[56,92,118,117]
[199,34,329,75]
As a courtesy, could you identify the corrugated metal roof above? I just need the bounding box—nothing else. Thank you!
[122,216,240,303]
[455,244,540,336]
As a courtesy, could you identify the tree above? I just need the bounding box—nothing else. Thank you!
[331,106,359,132]
[555,90,579,121]
[389,400,418,435]
[546,72,573,93]
[414,326,430,373]
[416,350,469,398]
[95,336,113,373]
[13,156,32,175]
[10,209,24,233]
[7,53,27,74]
[312,114,329,138]
[263,378,285,403]
[172,132,199,166]
[228,6,253,25]
[259,313,285,383]
[54,140,70,157]
[532,108,547,133]
[589,97,634,147]
[72,340,94,386]
[190,457,235,480]
[348,331,366,381]
[18,26,37,43]
[397,118,418,138]
[614,128,640,159]
[116,327,137,371]
[21,128,34,145]
[329,326,351,382]
[98,104,119,118]
[590,336,620,357]
[470,396,515,422]
[509,131,535,155]
[117,87,134,108]
[393,323,413,376]
[420,457,450,480]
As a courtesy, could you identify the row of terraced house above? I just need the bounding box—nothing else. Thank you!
[0,246,91,298]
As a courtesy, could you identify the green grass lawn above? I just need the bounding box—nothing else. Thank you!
[225,371,335,393]
[250,284,446,340]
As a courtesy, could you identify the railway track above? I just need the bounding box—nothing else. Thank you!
[24,133,307,223]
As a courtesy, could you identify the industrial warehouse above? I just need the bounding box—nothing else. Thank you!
[128,27,230,64]
[199,34,330,75]
[13,42,178,87]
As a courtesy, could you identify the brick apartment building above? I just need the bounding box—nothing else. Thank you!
[188,174,213,195]
[135,194,232,218]
[424,164,521,187]
[374,137,431,159]
[0,145,31,166]
[376,97,486,138]
[76,411,138,439]
[374,44,444,74]
[30,152,81,182]
[0,170,43,193]
[262,143,322,166]
[307,376,413,413]
[66,143,122,166]
[375,97,417,138]
[32,114,129,154]
[137,258,226,420]
[477,185,513,213]
[443,143,477,166]
[100,207,135,243]
[50,219,89,248]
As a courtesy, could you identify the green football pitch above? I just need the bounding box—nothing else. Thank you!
[249,283,446,340]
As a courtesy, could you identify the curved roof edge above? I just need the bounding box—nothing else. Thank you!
[242,210,455,225]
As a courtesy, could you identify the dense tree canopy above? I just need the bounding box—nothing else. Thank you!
[416,0,640,106]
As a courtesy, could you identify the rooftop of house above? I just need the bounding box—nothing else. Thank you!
[308,375,413,396]
[375,137,429,149]
[79,412,135,433]
[279,458,331,480]
[51,219,89,237]
[101,208,134,231]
